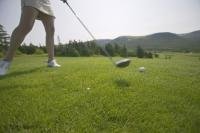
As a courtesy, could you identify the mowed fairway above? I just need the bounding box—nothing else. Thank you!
[0,53,200,133]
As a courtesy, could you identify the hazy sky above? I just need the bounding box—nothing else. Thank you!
[0,0,200,45]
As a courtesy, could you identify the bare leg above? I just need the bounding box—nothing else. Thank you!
[4,7,39,61]
[41,14,55,61]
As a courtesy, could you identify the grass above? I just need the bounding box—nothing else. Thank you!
[0,53,200,133]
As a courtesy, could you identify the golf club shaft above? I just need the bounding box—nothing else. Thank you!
[63,1,115,64]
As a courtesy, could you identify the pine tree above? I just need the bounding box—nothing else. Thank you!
[0,24,10,52]
[136,45,145,58]
[105,43,114,56]
[114,43,121,56]
[120,44,128,57]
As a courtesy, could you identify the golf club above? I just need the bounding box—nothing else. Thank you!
[61,0,131,68]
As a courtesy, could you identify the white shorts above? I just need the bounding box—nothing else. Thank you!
[21,0,55,18]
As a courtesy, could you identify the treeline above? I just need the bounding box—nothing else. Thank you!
[16,42,156,59]
[0,23,156,58]
[54,40,131,57]
[1,40,157,59]
[55,41,99,57]
[4,40,131,57]
[0,24,10,57]
[136,45,158,58]
[18,43,46,55]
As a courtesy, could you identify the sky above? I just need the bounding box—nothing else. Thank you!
[0,0,200,45]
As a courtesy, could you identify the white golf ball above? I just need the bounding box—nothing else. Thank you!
[87,88,90,90]
[139,67,145,72]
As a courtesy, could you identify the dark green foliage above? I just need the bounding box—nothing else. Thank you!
[154,53,159,58]
[67,47,80,57]
[0,24,10,52]
[0,34,136,58]
[78,44,91,57]
[120,45,128,57]
[144,52,153,58]
[165,55,172,59]
[114,43,121,55]
[136,46,145,58]
[19,43,36,55]
[99,47,106,56]
[54,40,99,57]
[27,44,36,54]
[39,45,47,53]
[35,49,45,55]
[127,51,136,57]
[103,43,129,57]
[136,46,154,58]
[89,41,101,55]
[105,43,115,56]
[55,44,66,56]
[15,50,23,56]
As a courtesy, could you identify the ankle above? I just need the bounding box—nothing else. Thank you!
[48,58,54,63]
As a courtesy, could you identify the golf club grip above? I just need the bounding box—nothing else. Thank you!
[64,1,114,64]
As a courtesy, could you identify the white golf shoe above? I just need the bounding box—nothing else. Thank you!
[0,60,11,76]
[47,59,61,67]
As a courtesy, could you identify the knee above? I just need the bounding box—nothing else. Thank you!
[17,23,33,35]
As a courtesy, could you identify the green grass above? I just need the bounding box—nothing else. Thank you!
[0,53,200,133]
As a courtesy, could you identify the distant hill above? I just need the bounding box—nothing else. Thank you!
[95,39,111,45]
[96,30,200,52]
[181,30,200,40]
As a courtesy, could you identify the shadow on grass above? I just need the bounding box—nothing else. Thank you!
[2,123,43,132]
[0,67,44,80]
[114,78,131,88]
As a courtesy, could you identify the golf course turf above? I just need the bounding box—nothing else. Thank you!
[0,53,200,132]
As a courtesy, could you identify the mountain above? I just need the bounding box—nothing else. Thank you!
[181,30,200,39]
[96,30,200,52]
[95,39,111,45]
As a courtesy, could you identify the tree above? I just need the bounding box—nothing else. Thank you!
[0,24,10,52]
[79,44,91,56]
[67,47,80,57]
[114,43,121,56]
[55,44,66,56]
[136,45,145,58]
[19,43,36,54]
[144,52,153,58]
[105,43,114,56]
[154,53,159,58]
[86,41,100,55]
[127,50,136,57]
[92,41,100,55]
[39,44,47,53]
[64,41,80,57]
[120,44,128,57]
[35,48,45,55]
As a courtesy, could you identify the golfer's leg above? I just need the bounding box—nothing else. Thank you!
[41,15,55,61]
[4,7,38,61]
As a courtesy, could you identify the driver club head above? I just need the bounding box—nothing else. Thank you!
[115,58,131,68]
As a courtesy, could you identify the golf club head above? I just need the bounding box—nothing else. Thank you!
[115,58,131,68]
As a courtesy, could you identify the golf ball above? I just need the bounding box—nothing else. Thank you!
[139,67,145,72]
[87,88,90,90]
